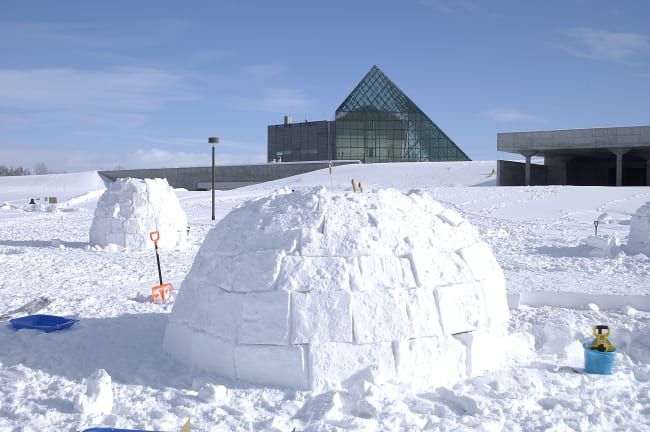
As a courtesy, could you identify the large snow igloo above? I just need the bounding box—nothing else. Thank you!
[163,187,509,392]
[90,177,187,249]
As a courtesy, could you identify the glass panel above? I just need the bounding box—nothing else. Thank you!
[335,65,470,163]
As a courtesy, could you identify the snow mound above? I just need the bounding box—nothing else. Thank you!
[626,202,650,255]
[62,189,106,207]
[163,187,509,392]
[581,235,620,257]
[73,369,113,415]
[89,178,187,249]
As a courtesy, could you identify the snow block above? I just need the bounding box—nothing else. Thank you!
[583,235,619,257]
[309,342,396,393]
[409,249,475,288]
[404,288,444,339]
[407,190,445,216]
[177,290,244,342]
[454,329,506,377]
[347,256,417,291]
[301,226,393,257]
[480,277,509,331]
[235,345,308,389]
[435,282,485,335]
[200,226,301,258]
[393,336,466,391]
[239,291,290,345]
[351,290,410,343]
[458,242,503,282]
[439,208,464,227]
[418,216,479,252]
[191,331,236,380]
[208,250,285,292]
[276,256,350,292]
[162,322,195,369]
[291,290,353,344]
[299,228,328,256]
[164,323,236,379]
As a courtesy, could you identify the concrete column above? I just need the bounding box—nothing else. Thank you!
[520,151,537,186]
[608,148,630,186]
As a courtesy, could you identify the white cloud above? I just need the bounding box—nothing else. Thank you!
[233,87,313,113]
[418,0,500,17]
[562,27,650,62]
[0,142,267,173]
[486,109,541,123]
[0,67,194,111]
[0,145,117,173]
[130,146,266,168]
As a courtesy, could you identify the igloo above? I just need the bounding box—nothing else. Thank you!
[626,202,650,256]
[90,177,187,250]
[163,187,509,392]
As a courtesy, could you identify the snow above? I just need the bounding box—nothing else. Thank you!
[89,177,187,250]
[1,161,650,431]
[164,187,507,393]
[626,202,650,256]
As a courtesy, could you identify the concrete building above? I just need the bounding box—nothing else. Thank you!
[268,118,335,163]
[99,160,360,191]
[268,65,470,164]
[497,126,650,186]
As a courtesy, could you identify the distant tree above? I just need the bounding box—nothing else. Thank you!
[34,162,49,175]
[0,165,30,176]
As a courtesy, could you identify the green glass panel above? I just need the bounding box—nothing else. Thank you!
[335,65,470,163]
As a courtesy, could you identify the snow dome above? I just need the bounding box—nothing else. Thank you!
[90,177,187,250]
[626,202,650,256]
[163,187,508,392]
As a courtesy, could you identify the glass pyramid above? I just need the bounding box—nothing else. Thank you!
[334,65,470,163]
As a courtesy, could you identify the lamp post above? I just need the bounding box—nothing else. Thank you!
[208,137,219,220]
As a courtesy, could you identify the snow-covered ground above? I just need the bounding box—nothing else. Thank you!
[1,161,649,431]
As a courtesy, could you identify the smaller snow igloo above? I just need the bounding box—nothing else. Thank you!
[626,202,650,256]
[90,177,187,249]
[163,187,509,393]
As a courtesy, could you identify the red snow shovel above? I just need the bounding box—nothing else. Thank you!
[149,231,173,302]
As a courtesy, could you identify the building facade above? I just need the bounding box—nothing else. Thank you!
[267,118,335,163]
[497,126,650,186]
[267,65,470,164]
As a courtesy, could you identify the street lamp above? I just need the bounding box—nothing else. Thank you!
[208,137,219,220]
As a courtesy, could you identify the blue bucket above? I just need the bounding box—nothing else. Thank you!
[583,342,616,375]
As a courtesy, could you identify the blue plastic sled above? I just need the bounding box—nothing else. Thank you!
[10,314,78,332]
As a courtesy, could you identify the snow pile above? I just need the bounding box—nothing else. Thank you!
[73,369,113,416]
[164,187,508,392]
[581,235,620,257]
[626,202,650,256]
[89,177,187,249]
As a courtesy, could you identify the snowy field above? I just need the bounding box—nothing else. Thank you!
[1,161,649,431]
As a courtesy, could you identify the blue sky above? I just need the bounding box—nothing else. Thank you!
[1,1,649,172]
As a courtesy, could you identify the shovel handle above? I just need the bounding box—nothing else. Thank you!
[149,231,160,244]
